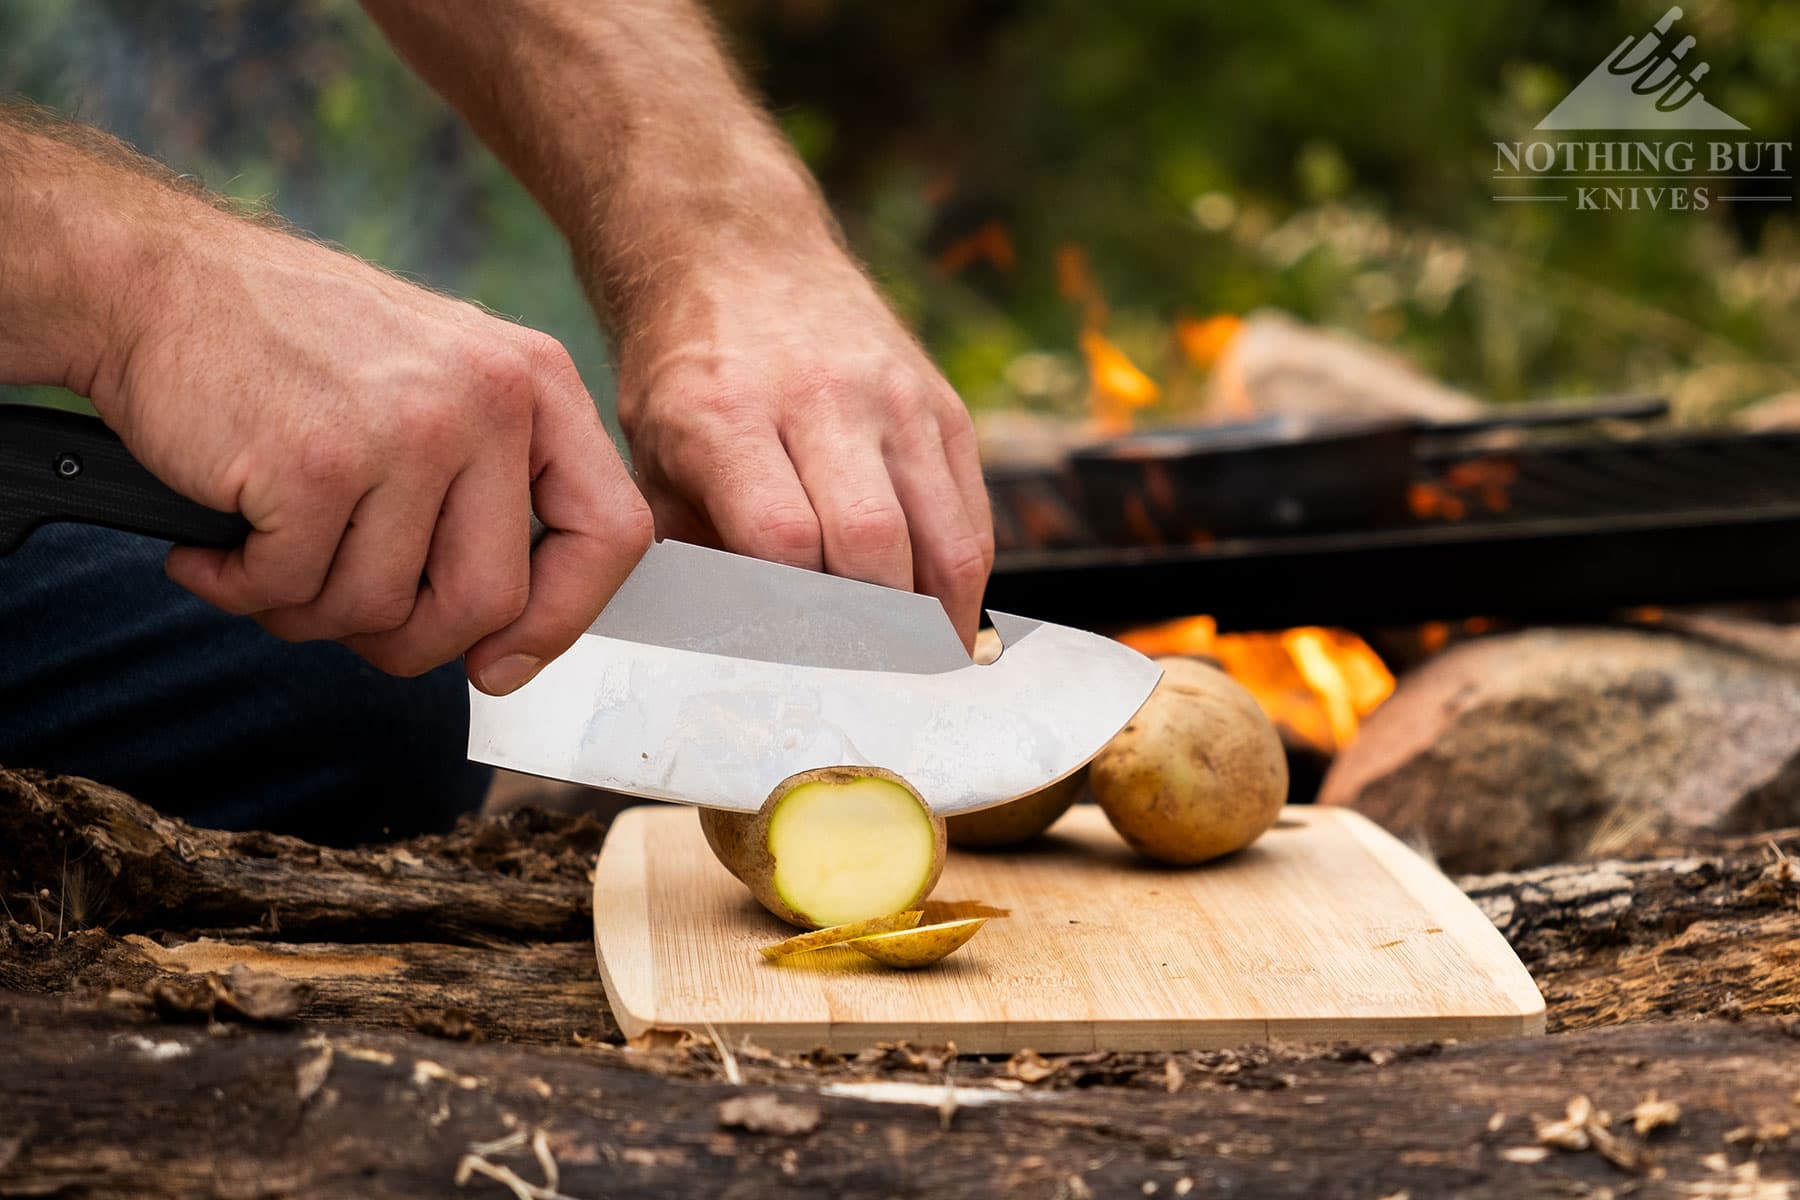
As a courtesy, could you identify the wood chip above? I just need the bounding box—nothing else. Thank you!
[625,1027,697,1053]
[294,1043,333,1104]
[1631,1092,1681,1135]
[1499,1146,1550,1164]
[717,1093,821,1136]
[1007,1049,1058,1084]
[1534,1096,1595,1151]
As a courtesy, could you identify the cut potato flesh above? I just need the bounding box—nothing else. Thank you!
[845,918,988,968]
[767,774,941,928]
[759,910,924,961]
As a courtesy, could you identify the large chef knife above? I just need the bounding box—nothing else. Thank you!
[1,403,1160,813]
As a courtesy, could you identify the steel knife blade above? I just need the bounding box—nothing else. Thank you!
[467,540,1161,814]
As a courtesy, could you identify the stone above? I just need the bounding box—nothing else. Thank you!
[1318,627,1800,873]
[1733,390,1800,432]
[1205,310,1482,424]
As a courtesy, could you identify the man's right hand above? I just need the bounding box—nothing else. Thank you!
[92,211,651,695]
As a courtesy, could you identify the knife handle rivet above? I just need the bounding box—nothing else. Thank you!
[53,453,83,480]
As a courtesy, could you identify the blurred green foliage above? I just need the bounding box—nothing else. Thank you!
[3,0,1796,428]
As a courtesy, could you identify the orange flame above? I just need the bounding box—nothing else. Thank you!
[1054,244,1109,328]
[1174,314,1243,370]
[1117,618,1395,754]
[934,220,1017,276]
[1080,329,1161,433]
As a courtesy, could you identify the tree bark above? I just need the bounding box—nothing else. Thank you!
[0,768,598,943]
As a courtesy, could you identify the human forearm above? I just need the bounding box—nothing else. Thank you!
[0,105,651,691]
[362,0,995,643]
[0,109,184,396]
[358,0,838,332]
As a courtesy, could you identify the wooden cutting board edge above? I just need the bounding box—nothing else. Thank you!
[592,805,1547,1051]
[1334,807,1547,1036]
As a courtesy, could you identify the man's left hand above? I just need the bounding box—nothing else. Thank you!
[615,249,994,649]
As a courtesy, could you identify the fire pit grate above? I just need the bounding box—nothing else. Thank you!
[982,431,1800,631]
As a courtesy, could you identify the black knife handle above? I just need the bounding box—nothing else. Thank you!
[0,404,253,555]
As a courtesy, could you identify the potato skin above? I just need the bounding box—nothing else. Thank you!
[946,769,1085,848]
[1090,656,1287,865]
[697,766,946,930]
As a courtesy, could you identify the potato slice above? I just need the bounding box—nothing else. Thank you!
[845,918,988,968]
[699,767,947,929]
[759,911,925,961]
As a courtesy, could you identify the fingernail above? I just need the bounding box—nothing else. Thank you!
[475,653,542,695]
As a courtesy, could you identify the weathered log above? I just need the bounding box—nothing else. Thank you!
[5,761,1798,1043]
[0,768,600,943]
[0,921,614,1045]
[2,993,1796,1198]
[1457,828,1800,1031]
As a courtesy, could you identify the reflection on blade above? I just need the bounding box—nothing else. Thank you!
[468,613,1161,815]
[589,540,972,674]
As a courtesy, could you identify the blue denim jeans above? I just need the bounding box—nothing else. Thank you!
[0,524,491,845]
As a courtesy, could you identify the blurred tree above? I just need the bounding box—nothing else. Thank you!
[2,0,1796,426]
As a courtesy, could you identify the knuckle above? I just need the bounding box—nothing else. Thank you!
[259,574,325,609]
[751,502,822,564]
[523,331,579,385]
[936,400,978,446]
[349,590,417,635]
[388,391,465,457]
[460,339,536,410]
[294,433,360,491]
[358,641,437,679]
[877,376,926,419]
[935,532,994,588]
[480,578,532,631]
[686,383,759,428]
[833,495,908,551]
[612,495,656,558]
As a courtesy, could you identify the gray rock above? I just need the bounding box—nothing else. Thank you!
[1205,310,1482,423]
[1319,627,1800,873]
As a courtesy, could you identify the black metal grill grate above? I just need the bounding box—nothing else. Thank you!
[982,432,1800,631]
[1413,433,1800,523]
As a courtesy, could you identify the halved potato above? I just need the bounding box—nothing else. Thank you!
[698,767,947,929]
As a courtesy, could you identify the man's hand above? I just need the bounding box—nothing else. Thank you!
[0,117,651,694]
[116,218,651,694]
[362,0,995,648]
[615,251,993,646]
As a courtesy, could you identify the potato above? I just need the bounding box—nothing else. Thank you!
[845,918,988,968]
[1090,656,1287,865]
[698,767,947,930]
[946,769,1085,848]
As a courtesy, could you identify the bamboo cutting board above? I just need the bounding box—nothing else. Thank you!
[593,804,1544,1053]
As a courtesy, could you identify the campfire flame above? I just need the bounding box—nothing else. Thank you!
[1079,329,1160,433]
[1049,244,1389,752]
[1117,616,1395,754]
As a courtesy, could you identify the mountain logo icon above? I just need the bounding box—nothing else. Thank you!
[1537,7,1747,130]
